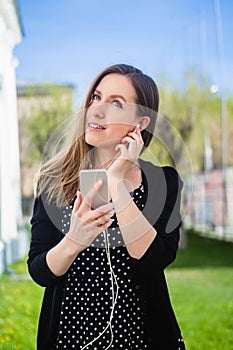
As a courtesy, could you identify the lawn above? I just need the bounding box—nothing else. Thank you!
[0,232,232,349]
[166,231,233,350]
[0,259,43,349]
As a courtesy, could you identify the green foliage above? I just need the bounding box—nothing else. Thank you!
[21,84,73,164]
[149,70,232,172]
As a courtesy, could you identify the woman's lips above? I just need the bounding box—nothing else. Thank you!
[87,123,106,131]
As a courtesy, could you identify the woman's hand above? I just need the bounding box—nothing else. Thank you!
[107,128,144,179]
[66,180,114,248]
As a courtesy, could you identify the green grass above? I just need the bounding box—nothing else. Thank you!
[0,259,43,350]
[0,232,232,349]
[166,231,233,350]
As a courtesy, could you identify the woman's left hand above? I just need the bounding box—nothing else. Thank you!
[107,128,144,179]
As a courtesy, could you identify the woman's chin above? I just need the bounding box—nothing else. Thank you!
[85,136,120,149]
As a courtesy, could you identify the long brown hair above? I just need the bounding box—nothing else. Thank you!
[35,64,159,207]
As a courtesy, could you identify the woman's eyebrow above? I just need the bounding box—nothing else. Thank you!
[95,89,126,102]
[94,89,102,95]
[110,94,126,102]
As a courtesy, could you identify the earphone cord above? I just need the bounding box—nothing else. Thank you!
[80,229,119,350]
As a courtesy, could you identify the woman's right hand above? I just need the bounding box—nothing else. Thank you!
[66,180,114,248]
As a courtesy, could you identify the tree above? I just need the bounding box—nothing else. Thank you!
[18,83,74,212]
[147,70,232,173]
[20,84,74,164]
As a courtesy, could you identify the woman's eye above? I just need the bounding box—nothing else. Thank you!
[92,93,101,101]
[113,100,123,109]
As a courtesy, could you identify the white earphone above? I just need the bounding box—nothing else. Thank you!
[134,123,141,132]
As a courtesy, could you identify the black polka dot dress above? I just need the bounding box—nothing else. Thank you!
[54,184,186,350]
[54,184,149,350]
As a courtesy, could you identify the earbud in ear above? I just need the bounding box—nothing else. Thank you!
[134,123,141,133]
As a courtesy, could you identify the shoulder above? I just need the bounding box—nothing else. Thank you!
[139,159,183,187]
[161,165,183,189]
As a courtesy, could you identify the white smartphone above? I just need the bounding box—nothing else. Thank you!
[79,169,109,209]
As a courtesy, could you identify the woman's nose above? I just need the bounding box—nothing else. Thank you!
[90,104,106,119]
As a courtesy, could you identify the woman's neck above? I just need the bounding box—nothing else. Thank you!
[91,148,140,172]
[92,148,118,169]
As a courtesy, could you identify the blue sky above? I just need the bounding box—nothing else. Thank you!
[15,0,233,105]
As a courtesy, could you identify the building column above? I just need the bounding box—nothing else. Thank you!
[0,32,25,269]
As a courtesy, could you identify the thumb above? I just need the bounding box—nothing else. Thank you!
[73,191,82,213]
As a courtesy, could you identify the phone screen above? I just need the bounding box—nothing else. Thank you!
[79,169,109,209]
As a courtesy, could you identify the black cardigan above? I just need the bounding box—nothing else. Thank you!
[28,160,184,350]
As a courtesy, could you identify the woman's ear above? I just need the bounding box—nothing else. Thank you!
[137,116,150,131]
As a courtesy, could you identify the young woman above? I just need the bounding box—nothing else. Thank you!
[28,64,186,350]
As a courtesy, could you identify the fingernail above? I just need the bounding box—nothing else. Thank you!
[96,180,103,186]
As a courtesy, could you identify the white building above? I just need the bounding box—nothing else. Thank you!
[0,0,28,274]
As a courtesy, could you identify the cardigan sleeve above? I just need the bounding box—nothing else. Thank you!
[130,164,183,276]
[27,195,66,287]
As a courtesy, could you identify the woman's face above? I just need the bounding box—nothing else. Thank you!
[85,73,140,149]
